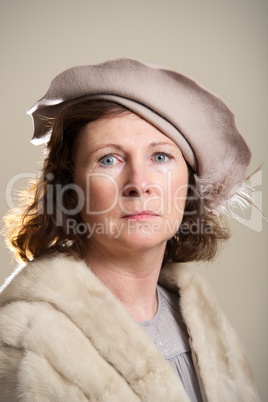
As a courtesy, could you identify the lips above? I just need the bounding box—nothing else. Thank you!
[122,211,159,220]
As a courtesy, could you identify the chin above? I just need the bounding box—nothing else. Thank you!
[114,231,170,252]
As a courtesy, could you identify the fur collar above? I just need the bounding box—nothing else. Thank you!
[0,253,259,401]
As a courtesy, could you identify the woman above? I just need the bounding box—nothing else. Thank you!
[0,59,260,401]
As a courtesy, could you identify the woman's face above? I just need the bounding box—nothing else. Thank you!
[73,112,188,256]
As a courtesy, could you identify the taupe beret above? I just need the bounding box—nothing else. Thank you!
[28,58,252,213]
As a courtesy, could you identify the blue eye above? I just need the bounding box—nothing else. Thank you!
[99,155,115,166]
[154,153,169,163]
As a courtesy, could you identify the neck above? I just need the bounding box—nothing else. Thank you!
[84,245,165,321]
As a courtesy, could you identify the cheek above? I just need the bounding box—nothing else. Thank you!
[162,174,188,238]
[168,168,189,215]
[77,173,119,215]
[172,180,188,215]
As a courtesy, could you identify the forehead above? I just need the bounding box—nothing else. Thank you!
[79,112,179,148]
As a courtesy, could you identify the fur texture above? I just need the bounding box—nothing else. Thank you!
[0,254,260,401]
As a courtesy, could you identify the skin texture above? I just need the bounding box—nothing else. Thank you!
[74,113,188,321]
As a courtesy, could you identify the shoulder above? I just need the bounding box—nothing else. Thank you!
[159,262,215,301]
[0,253,91,305]
[0,254,86,348]
[159,262,240,360]
[1,252,87,292]
[0,252,91,339]
[159,263,260,401]
[159,262,229,328]
[0,253,99,347]
[0,253,99,400]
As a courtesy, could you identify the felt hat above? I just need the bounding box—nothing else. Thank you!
[28,58,252,214]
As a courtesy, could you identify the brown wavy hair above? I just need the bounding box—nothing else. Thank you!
[4,99,229,264]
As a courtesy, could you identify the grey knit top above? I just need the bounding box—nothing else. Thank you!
[139,285,203,402]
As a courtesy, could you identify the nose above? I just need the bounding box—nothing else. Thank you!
[122,163,151,198]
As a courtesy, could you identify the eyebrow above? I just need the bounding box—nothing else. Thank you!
[90,141,179,154]
[148,141,178,149]
[91,144,124,153]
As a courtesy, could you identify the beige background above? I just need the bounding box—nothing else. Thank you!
[0,0,267,399]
